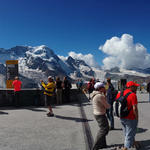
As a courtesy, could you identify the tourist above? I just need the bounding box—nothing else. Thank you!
[12,76,22,107]
[91,82,110,150]
[41,76,55,117]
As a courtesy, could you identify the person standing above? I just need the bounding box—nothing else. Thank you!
[76,79,83,91]
[76,79,80,90]
[55,77,63,105]
[91,82,110,150]
[87,78,95,100]
[116,81,139,150]
[106,78,115,130]
[147,81,150,102]
[12,76,22,107]
[62,76,72,103]
[41,76,55,117]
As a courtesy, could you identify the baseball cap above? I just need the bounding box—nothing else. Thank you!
[126,81,140,88]
[94,82,105,89]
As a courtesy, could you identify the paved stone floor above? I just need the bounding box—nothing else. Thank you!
[0,91,149,150]
[81,92,150,150]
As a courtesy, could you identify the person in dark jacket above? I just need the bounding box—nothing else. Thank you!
[55,77,63,105]
[62,76,72,103]
[106,78,115,130]
[147,81,150,102]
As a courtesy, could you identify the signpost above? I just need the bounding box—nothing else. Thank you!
[6,60,18,88]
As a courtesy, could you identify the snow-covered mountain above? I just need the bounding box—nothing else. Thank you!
[0,45,95,87]
[104,67,150,82]
[0,45,150,88]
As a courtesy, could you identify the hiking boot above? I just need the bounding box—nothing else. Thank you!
[47,112,54,117]
[49,114,54,117]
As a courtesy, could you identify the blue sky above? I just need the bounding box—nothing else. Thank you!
[0,0,150,67]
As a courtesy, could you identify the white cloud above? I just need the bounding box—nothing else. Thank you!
[58,55,67,61]
[99,34,150,69]
[68,51,98,67]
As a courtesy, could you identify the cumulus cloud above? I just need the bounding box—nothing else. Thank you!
[68,51,98,67]
[99,34,150,69]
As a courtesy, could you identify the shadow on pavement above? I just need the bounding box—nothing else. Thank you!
[111,128,122,131]
[78,92,92,105]
[140,139,150,150]
[55,114,93,123]
[108,139,150,150]
[0,111,9,115]
[108,144,123,149]
[136,128,148,134]
[0,107,20,110]
[138,101,149,103]
[24,107,47,112]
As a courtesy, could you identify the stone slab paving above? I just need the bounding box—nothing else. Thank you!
[0,103,85,150]
[0,91,149,150]
[81,91,150,150]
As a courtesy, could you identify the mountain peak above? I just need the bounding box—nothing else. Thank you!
[67,56,74,62]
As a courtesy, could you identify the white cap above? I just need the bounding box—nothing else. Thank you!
[94,82,104,89]
[48,76,53,79]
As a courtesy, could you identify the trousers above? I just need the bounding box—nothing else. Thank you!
[93,114,109,150]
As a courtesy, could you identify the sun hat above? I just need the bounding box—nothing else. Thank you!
[94,82,105,89]
[126,81,140,88]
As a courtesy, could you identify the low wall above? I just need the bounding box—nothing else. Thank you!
[0,89,79,107]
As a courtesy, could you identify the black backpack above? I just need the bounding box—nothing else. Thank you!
[112,89,118,101]
[113,91,132,118]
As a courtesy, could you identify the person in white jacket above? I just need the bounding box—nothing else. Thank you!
[91,82,110,150]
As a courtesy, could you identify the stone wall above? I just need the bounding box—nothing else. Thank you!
[0,89,79,107]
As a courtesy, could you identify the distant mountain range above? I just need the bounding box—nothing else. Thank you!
[0,45,150,88]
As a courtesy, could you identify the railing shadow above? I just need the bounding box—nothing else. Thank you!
[24,107,47,112]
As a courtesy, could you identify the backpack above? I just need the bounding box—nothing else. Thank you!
[113,91,132,118]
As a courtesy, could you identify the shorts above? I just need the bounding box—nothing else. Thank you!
[45,95,53,106]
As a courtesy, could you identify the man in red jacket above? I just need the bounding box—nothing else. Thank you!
[116,81,139,150]
[12,76,22,107]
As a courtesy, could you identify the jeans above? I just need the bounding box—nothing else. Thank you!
[93,115,109,150]
[120,119,138,148]
[149,93,150,102]
[106,105,114,128]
